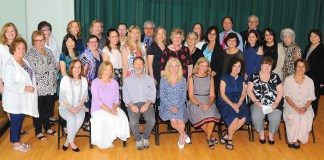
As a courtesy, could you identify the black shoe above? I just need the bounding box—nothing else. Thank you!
[62,145,68,151]
[72,147,80,152]
[259,139,266,144]
[167,124,173,131]
[82,124,90,132]
[268,138,275,145]
[288,143,300,149]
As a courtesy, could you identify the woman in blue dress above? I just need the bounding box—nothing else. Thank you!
[218,57,251,150]
[160,58,190,149]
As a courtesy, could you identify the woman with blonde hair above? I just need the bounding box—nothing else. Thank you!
[91,61,130,149]
[66,20,84,54]
[187,57,220,150]
[122,25,147,79]
[89,20,105,50]
[160,58,190,149]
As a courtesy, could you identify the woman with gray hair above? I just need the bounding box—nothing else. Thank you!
[279,28,301,81]
[186,31,203,65]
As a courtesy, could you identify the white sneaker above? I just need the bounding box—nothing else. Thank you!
[136,141,144,150]
[142,139,150,149]
[178,141,184,149]
[184,134,191,143]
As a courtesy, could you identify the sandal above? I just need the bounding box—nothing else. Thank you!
[20,142,31,148]
[207,139,215,150]
[46,129,57,136]
[210,136,218,144]
[14,144,31,152]
[226,139,234,150]
[220,132,228,144]
[20,130,28,136]
[37,133,47,141]
[82,124,90,132]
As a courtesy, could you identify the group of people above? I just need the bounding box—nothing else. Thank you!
[0,14,323,153]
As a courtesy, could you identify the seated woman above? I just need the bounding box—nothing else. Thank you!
[91,61,130,149]
[160,58,190,149]
[283,59,315,149]
[247,56,283,145]
[59,59,87,152]
[217,57,251,150]
[187,57,220,150]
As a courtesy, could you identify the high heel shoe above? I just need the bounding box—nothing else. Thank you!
[72,147,80,152]
[62,145,68,151]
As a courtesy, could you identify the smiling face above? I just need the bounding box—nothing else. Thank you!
[248,16,258,30]
[295,61,306,76]
[310,32,321,45]
[133,58,144,75]
[231,61,241,75]
[33,35,45,50]
[264,30,274,44]
[129,28,140,42]
[108,30,119,45]
[87,37,98,51]
[283,34,293,46]
[155,28,166,43]
[193,24,202,37]
[169,61,180,75]
[13,42,26,59]
[207,29,217,42]
[101,65,113,80]
[70,22,80,37]
[118,24,127,36]
[261,63,272,73]
[66,37,76,50]
[144,23,154,38]
[226,38,237,48]
[92,22,102,36]
[198,61,208,74]
[5,26,17,43]
[223,18,233,32]
[40,26,51,39]
[72,61,82,78]
[186,33,197,47]
[247,32,258,46]
[171,34,183,45]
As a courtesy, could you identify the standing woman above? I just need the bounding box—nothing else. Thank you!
[91,61,130,149]
[280,28,301,81]
[201,26,223,95]
[262,28,285,79]
[102,28,123,102]
[147,26,167,89]
[218,57,250,150]
[80,34,103,131]
[59,59,87,152]
[221,33,244,75]
[0,22,18,93]
[243,30,263,81]
[186,32,204,66]
[302,29,324,117]
[160,58,190,149]
[3,38,38,152]
[121,25,147,80]
[89,20,106,50]
[187,57,220,150]
[185,23,205,49]
[25,30,58,140]
[66,20,84,54]
[160,28,193,80]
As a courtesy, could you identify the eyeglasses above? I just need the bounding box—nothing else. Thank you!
[144,27,154,30]
[34,39,45,43]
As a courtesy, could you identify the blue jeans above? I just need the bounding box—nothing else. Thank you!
[9,113,25,143]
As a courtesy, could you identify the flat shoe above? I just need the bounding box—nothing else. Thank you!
[259,139,266,144]
[46,130,57,136]
[178,141,184,149]
[268,138,274,145]
[36,133,47,141]
[14,144,31,152]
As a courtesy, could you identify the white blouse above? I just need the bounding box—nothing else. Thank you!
[0,44,12,79]
[59,76,88,109]
[102,46,123,69]
[45,36,60,63]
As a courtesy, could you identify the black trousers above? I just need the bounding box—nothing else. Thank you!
[33,95,55,135]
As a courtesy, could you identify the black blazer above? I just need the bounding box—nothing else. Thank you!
[201,43,224,88]
[303,43,324,86]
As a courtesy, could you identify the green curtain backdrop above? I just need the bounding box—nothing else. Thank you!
[75,0,324,50]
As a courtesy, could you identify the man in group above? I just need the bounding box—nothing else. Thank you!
[141,20,155,49]
[123,57,156,150]
[240,15,262,47]
[219,16,243,51]
[118,23,128,45]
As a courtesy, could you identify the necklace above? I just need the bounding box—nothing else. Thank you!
[172,44,181,53]
[73,79,80,86]
[293,74,305,84]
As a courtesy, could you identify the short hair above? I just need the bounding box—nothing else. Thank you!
[62,34,77,56]
[294,58,310,72]
[192,23,205,42]
[308,29,322,44]
[164,58,183,83]
[66,20,81,39]
[143,20,155,28]
[205,25,219,44]
[193,57,212,75]
[125,25,142,54]
[133,56,145,64]
[87,34,99,43]
[31,30,45,46]
[153,26,167,45]
[89,20,104,35]
[280,28,296,42]
[9,37,27,55]
[261,56,274,66]
[98,61,114,79]
[248,15,259,22]
[262,28,277,44]
[245,30,261,49]
[187,31,199,40]
[105,28,121,51]
[0,22,18,44]
[225,32,240,47]
[170,28,185,42]
[68,59,84,78]
[222,16,233,24]
[37,21,52,31]
[226,57,245,75]
[118,23,127,28]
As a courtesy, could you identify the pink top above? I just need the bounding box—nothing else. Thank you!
[91,78,119,113]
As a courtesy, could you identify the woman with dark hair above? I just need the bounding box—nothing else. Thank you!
[59,59,87,152]
[302,29,324,117]
[262,28,285,79]
[221,32,244,74]
[185,23,205,49]
[218,57,250,150]
[66,20,84,54]
[102,28,123,101]
[243,30,263,81]
[201,25,224,95]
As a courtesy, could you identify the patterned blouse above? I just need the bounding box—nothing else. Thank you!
[123,45,146,77]
[281,42,301,81]
[24,47,58,96]
[249,72,282,106]
[80,48,102,85]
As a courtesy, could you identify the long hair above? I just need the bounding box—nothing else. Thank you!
[245,30,261,49]
[62,34,78,56]
[66,20,81,39]
[192,23,205,42]
[105,28,121,51]
[0,22,18,44]
[125,25,142,53]
[164,58,183,83]
[153,26,167,45]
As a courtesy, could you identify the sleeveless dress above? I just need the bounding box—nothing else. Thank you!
[217,74,251,125]
[187,75,220,128]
